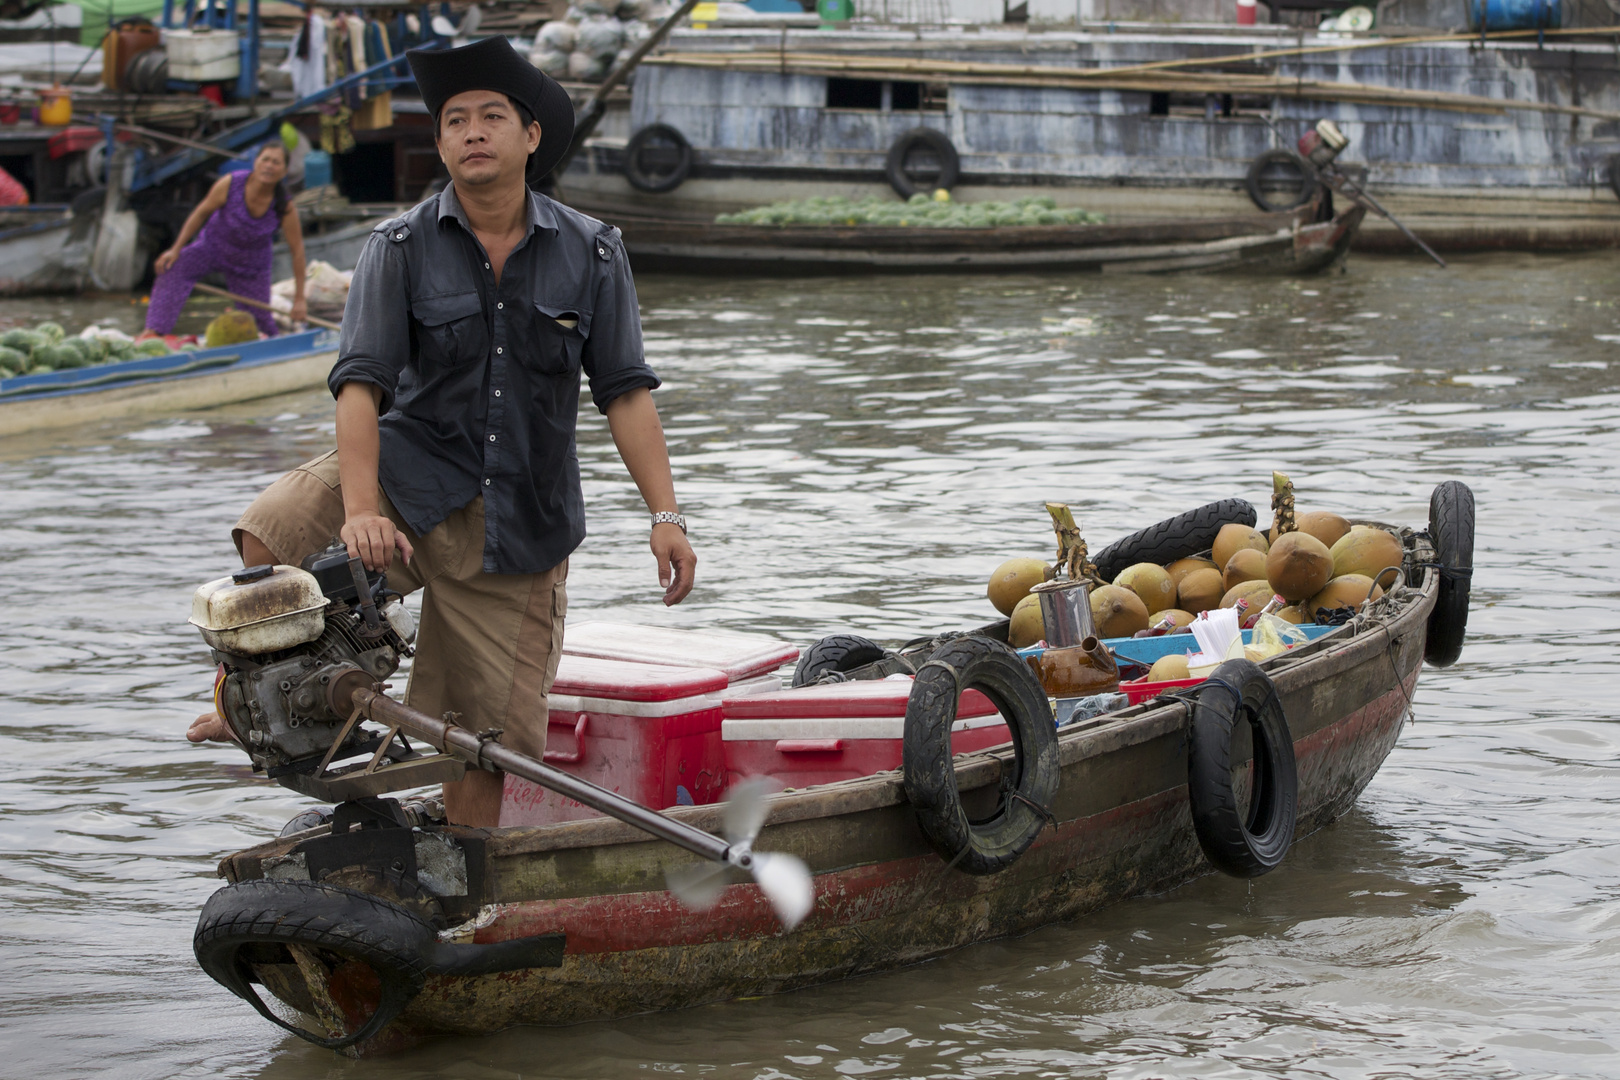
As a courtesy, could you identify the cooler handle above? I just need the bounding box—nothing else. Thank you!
[774,738,843,753]
[542,713,588,764]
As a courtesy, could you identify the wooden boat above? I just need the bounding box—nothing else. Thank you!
[0,328,338,438]
[0,204,93,295]
[593,201,1366,275]
[198,489,1472,1055]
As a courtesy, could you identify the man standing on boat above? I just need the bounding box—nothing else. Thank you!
[190,36,696,828]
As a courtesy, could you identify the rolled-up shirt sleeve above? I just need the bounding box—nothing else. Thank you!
[581,230,660,414]
[328,233,410,413]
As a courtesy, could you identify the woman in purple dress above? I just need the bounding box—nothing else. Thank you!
[143,141,308,338]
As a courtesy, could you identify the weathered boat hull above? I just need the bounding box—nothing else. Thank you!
[0,330,338,439]
[215,533,1436,1051]
[598,203,1364,275]
[0,208,92,295]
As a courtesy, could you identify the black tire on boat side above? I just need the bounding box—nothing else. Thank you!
[903,635,1059,875]
[193,879,434,1050]
[792,634,888,686]
[1186,659,1298,878]
[1424,480,1475,668]
[1093,498,1257,582]
[624,124,693,194]
[885,128,961,198]
[1245,149,1319,213]
[1609,154,1620,202]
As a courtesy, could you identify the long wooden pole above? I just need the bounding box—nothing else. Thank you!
[192,281,342,331]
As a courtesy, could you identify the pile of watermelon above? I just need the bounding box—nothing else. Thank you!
[0,323,198,379]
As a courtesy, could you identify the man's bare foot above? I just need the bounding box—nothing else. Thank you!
[187,710,238,743]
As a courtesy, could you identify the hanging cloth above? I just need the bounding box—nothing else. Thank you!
[352,19,393,132]
[283,10,329,100]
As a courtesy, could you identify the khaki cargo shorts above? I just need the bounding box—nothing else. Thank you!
[233,450,565,760]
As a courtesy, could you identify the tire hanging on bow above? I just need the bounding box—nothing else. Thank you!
[1423,480,1474,668]
[1186,659,1298,878]
[902,635,1059,875]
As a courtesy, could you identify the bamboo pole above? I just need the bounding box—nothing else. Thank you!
[192,282,342,331]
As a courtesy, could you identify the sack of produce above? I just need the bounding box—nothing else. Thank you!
[205,310,260,348]
[578,0,618,15]
[577,14,624,59]
[537,19,577,51]
[530,48,570,76]
[568,49,611,81]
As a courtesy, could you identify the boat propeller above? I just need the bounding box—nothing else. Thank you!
[666,778,815,930]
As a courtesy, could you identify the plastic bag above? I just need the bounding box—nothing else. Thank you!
[1245,614,1310,661]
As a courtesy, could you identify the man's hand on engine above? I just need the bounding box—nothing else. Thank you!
[342,511,414,572]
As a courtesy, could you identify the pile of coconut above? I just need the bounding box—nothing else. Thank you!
[527,0,669,83]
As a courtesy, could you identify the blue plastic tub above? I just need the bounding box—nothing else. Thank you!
[1466,0,1560,32]
[1018,623,1337,667]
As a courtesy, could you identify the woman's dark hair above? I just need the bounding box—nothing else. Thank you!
[255,140,291,218]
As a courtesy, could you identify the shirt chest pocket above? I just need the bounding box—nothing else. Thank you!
[525,302,591,377]
[412,291,488,369]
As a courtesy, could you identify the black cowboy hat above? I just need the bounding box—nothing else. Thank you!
[407,36,575,180]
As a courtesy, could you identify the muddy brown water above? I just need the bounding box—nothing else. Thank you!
[1,254,1616,1078]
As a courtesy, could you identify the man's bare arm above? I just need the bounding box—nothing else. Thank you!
[604,387,696,605]
[335,381,413,570]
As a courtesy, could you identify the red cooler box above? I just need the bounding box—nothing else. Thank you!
[721,678,1011,790]
[500,655,730,827]
[563,620,800,693]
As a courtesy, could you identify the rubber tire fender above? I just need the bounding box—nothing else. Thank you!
[902,635,1059,875]
[1424,480,1474,668]
[1245,149,1319,213]
[792,633,887,686]
[1609,153,1620,202]
[1186,659,1298,878]
[193,879,434,1050]
[1092,498,1257,582]
[623,123,693,194]
[885,128,961,199]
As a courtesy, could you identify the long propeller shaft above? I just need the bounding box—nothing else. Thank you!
[349,687,731,864]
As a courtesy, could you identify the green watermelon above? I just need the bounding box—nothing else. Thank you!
[33,321,65,344]
[1,328,44,353]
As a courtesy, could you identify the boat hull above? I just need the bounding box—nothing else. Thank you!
[216,539,1436,1051]
[0,331,338,439]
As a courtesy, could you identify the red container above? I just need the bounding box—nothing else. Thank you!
[1119,675,1205,705]
[499,655,730,827]
[722,679,1011,790]
[562,620,800,693]
[1237,0,1258,24]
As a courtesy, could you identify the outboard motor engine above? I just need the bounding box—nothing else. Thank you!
[189,541,461,799]
[1297,119,1349,170]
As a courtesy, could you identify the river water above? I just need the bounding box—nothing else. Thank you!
[0,253,1616,1079]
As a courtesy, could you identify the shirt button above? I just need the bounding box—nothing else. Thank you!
[484,478,492,486]
[494,389,502,397]
[497,302,504,310]
[484,262,491,269]
[395,232,403,240]
[489,434,497,442]
[496,347,503,354]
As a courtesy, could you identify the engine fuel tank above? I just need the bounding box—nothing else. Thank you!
[190,564,328,654]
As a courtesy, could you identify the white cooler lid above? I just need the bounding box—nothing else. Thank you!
[551,653,728,702]
[563,621,800,682]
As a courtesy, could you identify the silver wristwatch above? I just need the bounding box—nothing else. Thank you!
[651,511,687,534]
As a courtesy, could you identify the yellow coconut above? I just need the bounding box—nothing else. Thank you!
[1305,574,1386,620]
[987,557,1052,616]
[1009,594,1045,648]
[1221,578,1274,616]
[1147,609,1195,633]
[1211,523,1269,570]
[1275,605,1309,625]
[1265,531,1335,603]
[1115,562,1177,615]
[1165,556,1218,588]
[1329,528,1404,583]
[1222,548,1269,593]
[1090,584,1150,638]
[1146,654,1191,682]
[1177,567,1225,614]
[1296,510,1353,549]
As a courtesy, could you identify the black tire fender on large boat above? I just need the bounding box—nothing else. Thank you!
[1093,498,1258,582]
[1186,659,1298,878]
[624,123,693,194]
[1245,149,1319,213]
[903,636,1059,875]
[1424,480,1475,668]
[194,878,567,1049]
[886,128,961,198]
[792,633,887,686]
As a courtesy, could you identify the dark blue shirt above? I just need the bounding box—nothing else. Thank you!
[329,184,660,574]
